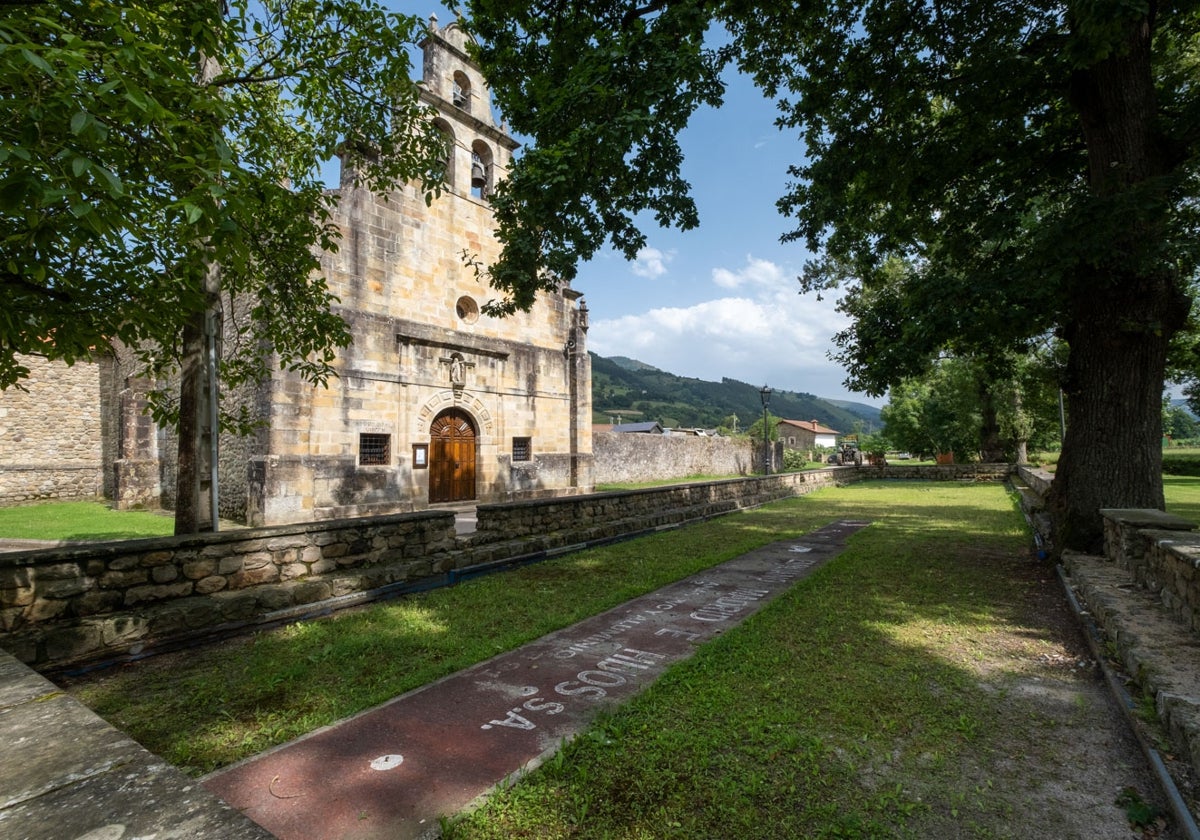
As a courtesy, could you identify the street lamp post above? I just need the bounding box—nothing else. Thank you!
[759,384,772,475]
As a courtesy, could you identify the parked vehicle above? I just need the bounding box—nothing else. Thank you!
[831,439,863,466]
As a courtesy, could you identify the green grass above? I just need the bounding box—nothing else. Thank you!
[56,478,1200,836]
[0,501,175,541]
[63,506,822,775]
[442,482,1032,838]
[66,484,1025,781]
[1165,474,1200,523]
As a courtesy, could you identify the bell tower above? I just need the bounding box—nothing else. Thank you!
[419,16,519,201]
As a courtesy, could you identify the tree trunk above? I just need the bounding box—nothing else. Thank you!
[1047,277,1179,552]
[174,310,206,535]
[174,269,221,535]
[978,383,1004,462]
[1047,8,1189,554]
[175,25,223,536]
[1011,387,1029,465]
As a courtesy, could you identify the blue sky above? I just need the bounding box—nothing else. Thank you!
[388,4,877,406]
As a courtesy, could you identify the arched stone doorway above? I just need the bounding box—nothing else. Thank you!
[429,409,477,503]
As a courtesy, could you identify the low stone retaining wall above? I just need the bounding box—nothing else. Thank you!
[879,462,1012,481]
[1062,509,1200,788]
[472,469,845,549]
[1099,508,1200,630]
[1013,465,1056,555]
[0,464,1010,671]
[1,513,458,669]
[1015,464,1053,498]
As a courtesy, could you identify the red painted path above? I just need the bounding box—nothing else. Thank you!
[203,520,869,839]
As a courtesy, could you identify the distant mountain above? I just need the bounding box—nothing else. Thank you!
[591,352,881,433]
[606,355,662,373]
[822,397,886,427]
[1171,398,1197,419]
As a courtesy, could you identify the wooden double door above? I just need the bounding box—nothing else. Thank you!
[429,409,477,503]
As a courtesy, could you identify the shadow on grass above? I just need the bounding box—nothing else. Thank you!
[65,481,1033,784]
[443,485,1093,838]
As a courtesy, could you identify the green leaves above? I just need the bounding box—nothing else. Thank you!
[465,0,726,307]
[1,0,445,417]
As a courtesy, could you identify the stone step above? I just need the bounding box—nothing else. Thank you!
[1064,551,1200,776]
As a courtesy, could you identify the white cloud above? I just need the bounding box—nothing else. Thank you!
[711,255,787,290]
[631,247,672,279]
[589,255,861,400]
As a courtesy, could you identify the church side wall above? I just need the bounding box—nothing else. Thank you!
[0,355,103,504]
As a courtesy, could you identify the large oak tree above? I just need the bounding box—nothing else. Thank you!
[464,0,1200,553]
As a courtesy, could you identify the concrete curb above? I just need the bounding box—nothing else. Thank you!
[0,648,273,839]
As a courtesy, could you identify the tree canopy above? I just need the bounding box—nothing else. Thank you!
[1,0,446,406]
[464,0,1200,552]
[881,350,1063,462]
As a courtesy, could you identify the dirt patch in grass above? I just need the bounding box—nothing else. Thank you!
[899,552,1193,840]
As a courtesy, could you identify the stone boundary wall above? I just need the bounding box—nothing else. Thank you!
[469,463,1011,550]
[1099,508,1200,630]
[472,468,848,550]
[1012,465,1056,554]
[878,463,1012,481]
[1015,464,1053,498]
[0,513,458,668]
[592,431,756,485]
[1066,509,1200,789]
[1,464,1009,671]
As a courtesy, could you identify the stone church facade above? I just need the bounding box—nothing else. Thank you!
[0,19,594,524]
[237,19,593,525]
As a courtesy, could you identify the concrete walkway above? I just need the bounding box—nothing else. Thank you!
[201,520,868,840]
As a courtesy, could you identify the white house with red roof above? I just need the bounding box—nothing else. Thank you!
[775,418,840,451]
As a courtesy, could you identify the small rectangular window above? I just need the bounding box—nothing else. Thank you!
[359,433,390,466]
[512,437,532,462]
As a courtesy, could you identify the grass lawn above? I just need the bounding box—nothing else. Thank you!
[53,479,1200,836]
[0,501,175,541]
[1165,474,1200,523]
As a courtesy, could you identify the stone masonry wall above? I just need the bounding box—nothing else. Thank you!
[592,431,756,485]
[0,512,458,668]
[0,355,103,504]
[1099,509,1200,630]
[471,468,848,551]
[1,464,1010,670]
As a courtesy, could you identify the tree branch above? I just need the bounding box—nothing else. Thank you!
[620,0,669,29]
[1,272,74,302]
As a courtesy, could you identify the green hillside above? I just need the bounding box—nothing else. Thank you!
[591,353,880,433]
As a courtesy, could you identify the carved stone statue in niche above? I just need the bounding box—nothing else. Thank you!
[446,352,471,387]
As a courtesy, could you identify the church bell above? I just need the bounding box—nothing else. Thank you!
[470,160,487,189]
